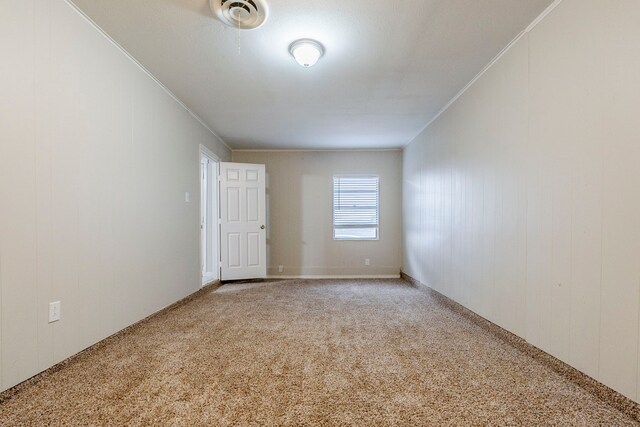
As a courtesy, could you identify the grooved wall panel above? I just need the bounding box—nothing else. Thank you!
[0,0,230,392]
[402,0,640,402]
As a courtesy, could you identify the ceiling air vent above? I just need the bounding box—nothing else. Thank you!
[210,0,269,30]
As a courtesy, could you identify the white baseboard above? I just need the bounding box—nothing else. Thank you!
[267,275,400,280]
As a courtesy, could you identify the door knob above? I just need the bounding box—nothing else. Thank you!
[260,225,265,230]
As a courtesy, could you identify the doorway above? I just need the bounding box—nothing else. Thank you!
[200,145,220,285]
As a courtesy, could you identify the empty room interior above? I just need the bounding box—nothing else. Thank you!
[2,0,640,425]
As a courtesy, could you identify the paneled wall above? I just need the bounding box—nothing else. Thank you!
[0,0,230,391]
[233,150,402,277]
[402,0,640,402]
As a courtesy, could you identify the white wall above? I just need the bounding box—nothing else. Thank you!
[233,151,402,277]
[0,0,231,392]
[402,0,640,402]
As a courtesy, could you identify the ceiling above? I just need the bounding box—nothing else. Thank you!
[70,0,553,150]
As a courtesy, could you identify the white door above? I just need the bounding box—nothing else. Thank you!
[220,162,266,281]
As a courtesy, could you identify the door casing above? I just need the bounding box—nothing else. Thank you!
[200,145,220,285]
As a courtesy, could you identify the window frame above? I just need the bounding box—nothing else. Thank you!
[332,174,380,241]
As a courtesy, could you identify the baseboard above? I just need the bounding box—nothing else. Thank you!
[202,276,220,287]
[400,271,640,422]
[267,274,401,280]
[0,280,221,402]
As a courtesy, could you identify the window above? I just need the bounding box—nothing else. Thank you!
[333,175,379,240]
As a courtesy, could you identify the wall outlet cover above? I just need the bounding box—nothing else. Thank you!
[48,301,61,323]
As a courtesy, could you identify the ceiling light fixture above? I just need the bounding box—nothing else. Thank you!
[289,39,324,68]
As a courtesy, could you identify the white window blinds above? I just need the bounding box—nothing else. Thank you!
[333,175,379,240]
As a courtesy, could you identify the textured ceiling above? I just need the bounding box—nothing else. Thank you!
[70,0,553,149]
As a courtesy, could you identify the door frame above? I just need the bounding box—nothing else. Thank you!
[200,145,220,286]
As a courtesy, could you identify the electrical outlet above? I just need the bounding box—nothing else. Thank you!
[365,258,370,266]
[48,301,61,323]
[278,265,284,273]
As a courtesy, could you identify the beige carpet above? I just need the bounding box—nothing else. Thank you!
[0,279,637,426]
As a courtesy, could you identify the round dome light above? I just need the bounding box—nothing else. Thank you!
[289,39,324,68]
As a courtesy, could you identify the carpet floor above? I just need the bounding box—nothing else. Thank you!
[0,279,637,426]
